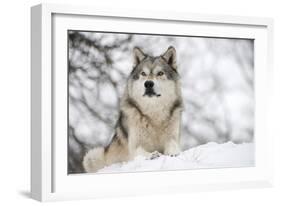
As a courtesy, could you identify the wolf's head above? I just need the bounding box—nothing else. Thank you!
[127,46,182,110]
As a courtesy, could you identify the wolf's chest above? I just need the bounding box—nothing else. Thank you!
[129,116,172,152]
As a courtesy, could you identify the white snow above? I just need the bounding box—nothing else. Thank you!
[97,141,254,173]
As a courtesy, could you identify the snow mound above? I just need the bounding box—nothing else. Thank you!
[97,141,254,173]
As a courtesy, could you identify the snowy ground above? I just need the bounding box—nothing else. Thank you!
[97,141,254,173]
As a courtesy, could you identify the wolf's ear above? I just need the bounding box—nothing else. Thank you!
[133,47,146,66]
[162,46,177,70]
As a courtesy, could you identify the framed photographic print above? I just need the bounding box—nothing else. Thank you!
[31,3,274,201]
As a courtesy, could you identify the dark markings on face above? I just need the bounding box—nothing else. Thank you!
[160,57,179,81]
[130,66,140,80]
[130,56,179,81]
[130,56,149,80]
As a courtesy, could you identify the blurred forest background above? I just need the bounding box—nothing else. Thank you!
[68,31,254,173]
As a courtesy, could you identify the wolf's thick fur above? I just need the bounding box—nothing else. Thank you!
[83,46,183,173]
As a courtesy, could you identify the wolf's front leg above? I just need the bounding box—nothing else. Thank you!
[134,147,151,158]
[128,132,161,160]
[164,139,181,156]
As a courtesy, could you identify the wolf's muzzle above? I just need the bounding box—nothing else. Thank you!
[143,80,161,97]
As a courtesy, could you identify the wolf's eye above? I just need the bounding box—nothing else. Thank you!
[157,71,164,76]
[141,71,147,76]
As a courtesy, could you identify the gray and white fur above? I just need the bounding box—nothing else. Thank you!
[83,46,183,173]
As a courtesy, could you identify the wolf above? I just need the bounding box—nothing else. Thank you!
[83,46,183,173]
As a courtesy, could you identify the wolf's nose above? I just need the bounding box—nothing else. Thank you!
[144,81,154,88]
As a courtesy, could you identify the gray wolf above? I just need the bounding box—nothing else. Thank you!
[83,46,183,173]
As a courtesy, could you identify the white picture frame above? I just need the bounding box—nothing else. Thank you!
[31,3,274,202]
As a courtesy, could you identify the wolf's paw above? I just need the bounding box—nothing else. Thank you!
[164,140,181,157]
[169,153,179,157]
[148,151,161,160]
